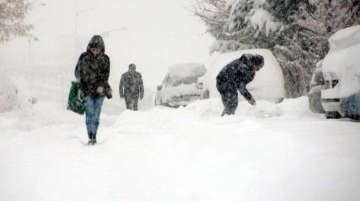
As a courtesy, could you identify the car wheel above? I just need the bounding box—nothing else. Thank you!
[202,89,209,99]
[325,112,341,119]
[349,115,360,121]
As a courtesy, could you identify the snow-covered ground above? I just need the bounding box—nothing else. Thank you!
[1,1,360,200]
[1,96,360,201]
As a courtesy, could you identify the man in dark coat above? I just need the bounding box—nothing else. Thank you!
[75,35,111,145]
[216,54,264,116]
[119,63,144,111]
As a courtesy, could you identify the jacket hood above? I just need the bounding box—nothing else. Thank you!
[86,35,105,53]
[239,54,254,67]
[239,54,264,68]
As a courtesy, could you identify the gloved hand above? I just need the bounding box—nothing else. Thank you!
[120,93,124,98]
[140,94,144,100]
[248,98,256,105]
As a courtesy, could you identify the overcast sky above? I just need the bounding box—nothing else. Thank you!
[1,0,214,88]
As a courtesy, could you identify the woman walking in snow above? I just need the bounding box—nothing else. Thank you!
[75,35,111,145]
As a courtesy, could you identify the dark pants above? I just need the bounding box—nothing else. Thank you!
[217,81,238,116]
[83,96,105,139]
[124,95,139,111]
[219,91,238,116]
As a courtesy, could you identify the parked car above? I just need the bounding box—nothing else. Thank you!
[0,75,37,113]
[308,60,325,113]
[200,49,285,103]
[0,76,17,112]
[321,25,360,120]
[154,63,206,107]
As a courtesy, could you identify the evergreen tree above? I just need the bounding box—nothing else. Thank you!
[274,0,360,97]
[0,0,32,43]
[192,0,360,97]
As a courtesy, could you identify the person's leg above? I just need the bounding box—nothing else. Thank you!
[221,92,238,116]
[92,96,105,140]
[217,83,227,116]
[220,93,230,116]
[132,97,139,111]
[124,95,132,110]
[227,92,238,115]
[83,96,96,140]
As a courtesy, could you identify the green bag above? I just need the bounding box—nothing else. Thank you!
[67,81,85,115]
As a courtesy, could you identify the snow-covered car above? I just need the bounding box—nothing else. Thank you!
[200,49,285,102]
[154,63,207,107]
[321,25,360,120]
[0,75,37,113]
[308,61,325,113]
[0,77,17,113]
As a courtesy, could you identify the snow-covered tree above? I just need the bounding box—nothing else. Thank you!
[274,0,360,97]
[192,0,360,97]
[191,0,229,40]
[0,0,32,43]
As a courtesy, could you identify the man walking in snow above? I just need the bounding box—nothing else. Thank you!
[216,53,264,116]
[75,35,111,145]
[119,63,144,111]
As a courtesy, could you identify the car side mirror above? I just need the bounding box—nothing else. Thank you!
[157,85,162,91]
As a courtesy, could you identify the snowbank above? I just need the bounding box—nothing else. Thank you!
[1,97,359,201]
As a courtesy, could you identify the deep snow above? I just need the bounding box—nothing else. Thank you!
[1,1,360,201]
[1,97,360,201]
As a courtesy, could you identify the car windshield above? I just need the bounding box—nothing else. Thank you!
[167,75,198,87]
[163,63,207,87]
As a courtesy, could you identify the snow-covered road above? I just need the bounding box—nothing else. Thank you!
[1,97,359,201]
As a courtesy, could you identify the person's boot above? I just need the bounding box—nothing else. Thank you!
[93,134,97,144]
[88,133,95,145]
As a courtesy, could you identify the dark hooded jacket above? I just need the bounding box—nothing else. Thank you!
[216,54,256,100]
[75,35,110,98]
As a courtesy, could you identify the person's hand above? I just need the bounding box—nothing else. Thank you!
[120,93,124,98]
[96,86,104,94]
[140,94,144,100]
[248,98,256,105]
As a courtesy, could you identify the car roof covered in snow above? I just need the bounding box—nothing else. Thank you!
[323,25,360,76]
[167,63,206,78]
[322,25,360,97]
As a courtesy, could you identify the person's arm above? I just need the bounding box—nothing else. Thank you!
[98,55,110,86]
[138,73,144,100]
[95,55,110,95]
[119,74,124,98]
[238,82,256,105]
[236,66,256,105]
[103,55,110,82]
[238,82,252,100]
[74,53,87,80]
